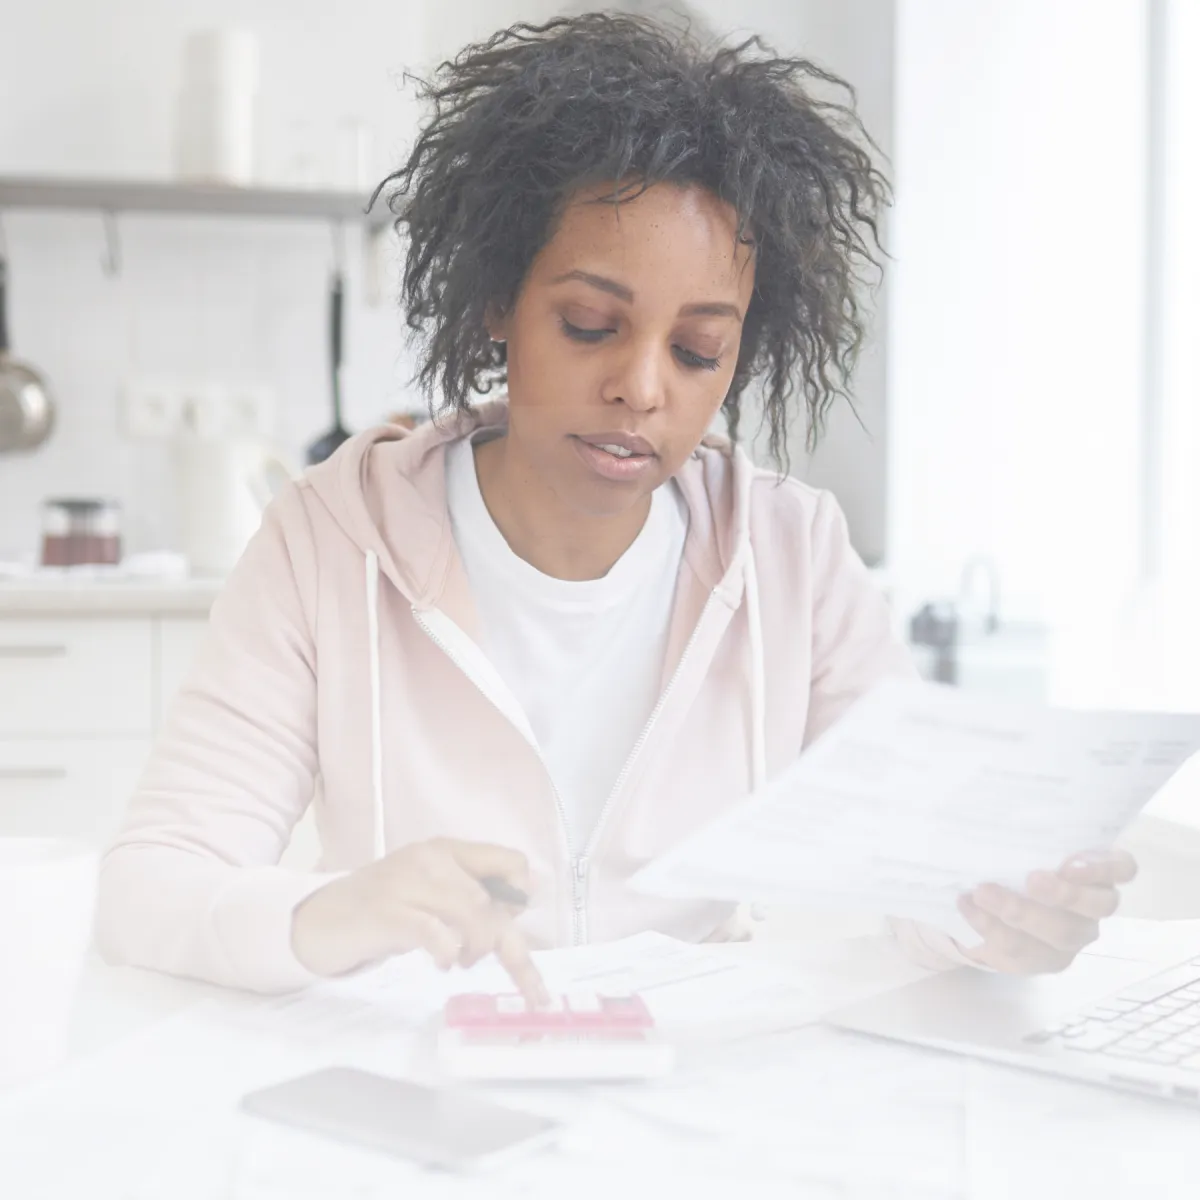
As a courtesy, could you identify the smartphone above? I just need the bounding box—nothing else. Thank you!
[239,1067,560,1170]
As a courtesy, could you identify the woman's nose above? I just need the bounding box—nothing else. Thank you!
[607,338,666,412]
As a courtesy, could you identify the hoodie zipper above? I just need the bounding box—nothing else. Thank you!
[413,593,722,945]
[572,591,720,942]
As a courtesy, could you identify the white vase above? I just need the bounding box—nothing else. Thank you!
[173,29,259,186]
[174,436,294,577]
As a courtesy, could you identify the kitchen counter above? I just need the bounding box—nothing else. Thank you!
[0,577,223,617]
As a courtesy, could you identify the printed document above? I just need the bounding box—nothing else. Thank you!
[632,679,1200,943]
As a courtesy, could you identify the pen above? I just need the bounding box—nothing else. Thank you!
[480,876,529,908]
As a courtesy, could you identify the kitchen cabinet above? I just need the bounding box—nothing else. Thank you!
[0,599,211,846]
[0,737,151,842]
[0,592,319,867]
[0,618,154,735]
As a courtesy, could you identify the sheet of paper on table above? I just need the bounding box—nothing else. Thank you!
[0,937,843,1200]
[6,922,1195,1200]
[605,1023,972,1196]
[234,931,827,1045]
[632,679,1200,944]
[0,979,967,1200]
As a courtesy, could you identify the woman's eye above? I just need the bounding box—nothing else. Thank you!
[559,317,610,343]
[676,347,722,372]
[558,317,722,372]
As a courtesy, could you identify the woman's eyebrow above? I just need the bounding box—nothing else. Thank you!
[548,269,743,321]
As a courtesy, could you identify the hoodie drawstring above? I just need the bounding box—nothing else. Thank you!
[738,464,769,929]
[729,448,767,796]
[744,544,767,794]
[365,550,386,858]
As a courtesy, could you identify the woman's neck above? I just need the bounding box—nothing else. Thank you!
[472,435,651,581]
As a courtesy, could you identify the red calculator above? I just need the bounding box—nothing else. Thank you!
[437,992,675,1081]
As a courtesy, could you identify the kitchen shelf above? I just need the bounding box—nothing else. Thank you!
[0,174,394,231]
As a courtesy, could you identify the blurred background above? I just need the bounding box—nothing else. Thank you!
[0,0,1197,849]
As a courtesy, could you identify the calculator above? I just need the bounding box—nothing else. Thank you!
[437,992,676,1081]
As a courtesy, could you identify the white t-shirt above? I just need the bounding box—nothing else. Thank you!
[444,432,689,850]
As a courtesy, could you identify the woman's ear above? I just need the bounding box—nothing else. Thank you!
[484,302,509,344]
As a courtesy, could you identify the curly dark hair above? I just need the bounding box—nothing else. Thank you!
[374,10,890,470]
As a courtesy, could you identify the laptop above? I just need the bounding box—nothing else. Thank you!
[826,936,1200,1106]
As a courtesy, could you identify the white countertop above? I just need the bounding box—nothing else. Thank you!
[0,576,223,617]
[6,920,1200,1199]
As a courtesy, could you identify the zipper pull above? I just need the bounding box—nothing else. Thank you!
[572,856,589,908]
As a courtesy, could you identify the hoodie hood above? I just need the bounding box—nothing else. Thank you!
[303,394,760,610]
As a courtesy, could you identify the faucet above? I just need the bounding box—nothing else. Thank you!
[909,557,1002,686]
[909,601,959,685]
[958,555,1001,636]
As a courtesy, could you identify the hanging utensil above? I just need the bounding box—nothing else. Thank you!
[0,253,56,454]
[304,267,351,465]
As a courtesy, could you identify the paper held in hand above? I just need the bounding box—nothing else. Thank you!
[632,679,1200,944]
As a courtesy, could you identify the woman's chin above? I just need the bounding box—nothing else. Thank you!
[557,476,657,522]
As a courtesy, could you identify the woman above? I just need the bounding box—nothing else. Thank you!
[95,13,1134,1000]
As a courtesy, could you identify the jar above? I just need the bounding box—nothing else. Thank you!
[40,498,122,567]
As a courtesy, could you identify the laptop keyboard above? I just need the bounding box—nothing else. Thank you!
[1030,957,1200,1069]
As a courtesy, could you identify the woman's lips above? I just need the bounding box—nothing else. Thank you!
[576,431,656,457]
[571,434,657,482]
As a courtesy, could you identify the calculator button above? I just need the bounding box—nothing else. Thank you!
[565,992,604,1013]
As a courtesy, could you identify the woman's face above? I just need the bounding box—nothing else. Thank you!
[486,180,756,518]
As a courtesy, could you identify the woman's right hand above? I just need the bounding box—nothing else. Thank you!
[290,837,549,1005]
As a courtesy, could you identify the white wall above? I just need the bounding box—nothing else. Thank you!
[887,0,1147,693]
[1146,0,1200,711]
[0,0,437,559]
[764,0,894,570]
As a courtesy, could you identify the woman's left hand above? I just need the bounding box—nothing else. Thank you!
[957,849,1138,973]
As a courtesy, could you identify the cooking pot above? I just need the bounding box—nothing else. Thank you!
[0,255,55,454]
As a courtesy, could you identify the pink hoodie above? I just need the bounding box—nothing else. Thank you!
[95,398,969,992]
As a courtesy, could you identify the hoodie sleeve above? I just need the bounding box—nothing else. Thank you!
[805,489,979,971]
[804,488,918,745]
[94,482,342,993]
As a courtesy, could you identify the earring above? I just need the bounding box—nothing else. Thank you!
[490,337,506,345]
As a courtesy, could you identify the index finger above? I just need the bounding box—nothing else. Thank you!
[438,839,532,893]
[494,924,551,1008]
[1057,848,1138,887]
